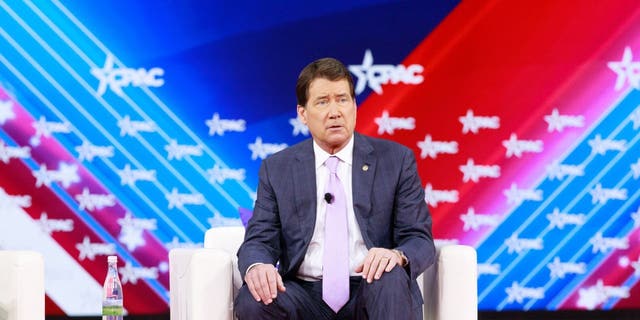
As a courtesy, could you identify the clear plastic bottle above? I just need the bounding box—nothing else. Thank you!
[102,255,123,320]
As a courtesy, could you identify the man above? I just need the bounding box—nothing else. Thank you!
[235,57,435,319]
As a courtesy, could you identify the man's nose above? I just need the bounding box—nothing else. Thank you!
[328,101,341,117]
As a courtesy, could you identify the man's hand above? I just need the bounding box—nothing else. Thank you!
[244,264,286,305]
[355,247,402,283]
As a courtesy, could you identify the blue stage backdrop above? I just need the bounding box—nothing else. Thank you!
[1,0,640,315]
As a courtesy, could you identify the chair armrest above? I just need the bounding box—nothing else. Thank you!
[0,250,45,320]
[423,245,478,320]
[169,248,235,320]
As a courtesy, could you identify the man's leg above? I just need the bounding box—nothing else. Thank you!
[234,278,333,320]
[353,267,417,320]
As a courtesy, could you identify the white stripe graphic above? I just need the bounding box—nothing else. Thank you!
[0,188,106,316]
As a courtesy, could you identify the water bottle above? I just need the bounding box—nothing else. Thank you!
[102,255,123,320]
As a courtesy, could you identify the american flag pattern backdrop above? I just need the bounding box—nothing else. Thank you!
[1,0,640,315]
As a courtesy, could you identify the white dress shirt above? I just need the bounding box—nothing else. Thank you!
[297,136,368,281]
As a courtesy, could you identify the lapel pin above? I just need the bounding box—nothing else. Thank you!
[362,165,369,172]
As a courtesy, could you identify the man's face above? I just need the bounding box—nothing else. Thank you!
[297,78,356,154]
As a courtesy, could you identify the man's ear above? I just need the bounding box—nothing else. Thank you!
[297,105,307,124]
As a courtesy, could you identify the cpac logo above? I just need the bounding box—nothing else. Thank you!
[166,188,205,210]
[545,108,584,132]
[348,49,424,95]
[118,212,157,251]
[459,109,500,134]
[0,189,31,208]
[118,115,156,137]
[417,135,458,159]
[477,263,501,276]
[206,164,245,184]
[75,236,116,261]
[608,46,640,91]
[504,183,543,205]
[631,108,640,129]
[590,232,628,254]
[375,110,415,135]
[206,113,246,136]
[578,279,629,310]
[505,233,543,254]
[37,212,73,235]
[547,257,586,279]
[503,133,543,158]
[423,183,458,207]
[119,261,159,285]
[546,208,586,229]
[32,162,80,188]
[31,116,71,146]
[0,99,16,124]
[506,282,545,304]
[91,54,164,97]
[165,139,203,160]
[588,134,626,155]
[75,141,114,162]
[289,117,309,136]
[248,137,287,160]
[631,158,640,179]
[165,236,203,251]
[117,164,156,186]
[75,188,116,211]
[459,158,501,183]
[589,183,627,205]
[460,207,500,231]
[546,161,584,181]
[0,141,30,164]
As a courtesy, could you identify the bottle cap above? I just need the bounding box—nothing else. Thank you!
[107,256,118,263]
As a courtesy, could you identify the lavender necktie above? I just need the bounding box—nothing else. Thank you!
[322,156,349,313]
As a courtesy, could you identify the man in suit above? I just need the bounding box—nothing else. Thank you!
[235,57,435,319]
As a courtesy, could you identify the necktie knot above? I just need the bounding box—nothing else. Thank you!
[326,156,339,174]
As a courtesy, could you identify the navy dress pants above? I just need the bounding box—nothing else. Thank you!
[234,267,421,320]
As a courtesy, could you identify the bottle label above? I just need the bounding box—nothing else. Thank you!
[102,300,123,316]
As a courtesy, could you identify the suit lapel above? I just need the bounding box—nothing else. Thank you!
[293,140,317,240]
[352,133,376,247]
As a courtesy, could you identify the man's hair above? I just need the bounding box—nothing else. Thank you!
[296,57,356,106]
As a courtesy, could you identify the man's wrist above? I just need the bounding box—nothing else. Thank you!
[392,249,408,267]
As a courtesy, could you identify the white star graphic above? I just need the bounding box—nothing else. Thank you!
[608,46,640,90]
[289,117,309,136]
[249,137,266,160]
[416,134,444,159]
[33,164,52,187]
[118,212,146,251]
[544,108,566,132]
[374,111,394,135]
[57,162,80,188]
[206,113,224,136]
[460,207,478,231]
[76,236,96,261]
[459,158,479,183]
[459,110,478,134]
[32,116,51,138]
[117,164,136,186]
[349,49,377,94]
[0,100,16,125]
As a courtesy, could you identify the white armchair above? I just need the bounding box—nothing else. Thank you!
[0,250,45,320]
[169,226,477,320]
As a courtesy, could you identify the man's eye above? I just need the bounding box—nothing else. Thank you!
[316,100,328,106]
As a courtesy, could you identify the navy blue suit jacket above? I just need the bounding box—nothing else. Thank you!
[238,132,435,307]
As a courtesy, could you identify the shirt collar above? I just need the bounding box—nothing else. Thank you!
[313,135,354,170]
